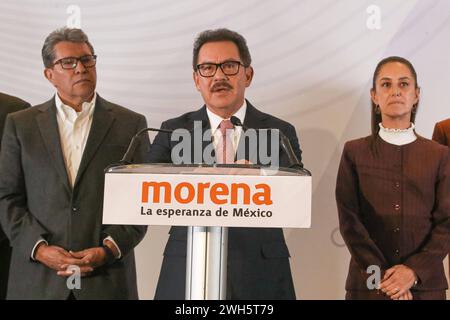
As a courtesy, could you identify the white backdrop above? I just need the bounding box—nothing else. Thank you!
[0,0,449,299]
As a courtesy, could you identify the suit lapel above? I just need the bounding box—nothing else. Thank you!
[36,98,71,193]
[189,106,214,164]
[242,101,268,130]
[236,100,268,163]
[73,95,115,188]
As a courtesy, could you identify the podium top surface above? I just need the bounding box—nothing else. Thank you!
[106,163,311,177]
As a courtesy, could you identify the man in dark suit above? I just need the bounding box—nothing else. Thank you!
[150,28,303,299]
[0,27,149,299]
[0,93,30,300]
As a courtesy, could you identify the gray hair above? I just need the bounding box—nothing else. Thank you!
[41,27,94,68]
[192,28,252,70]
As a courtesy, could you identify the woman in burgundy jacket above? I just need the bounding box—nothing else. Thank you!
[336,56,450,300]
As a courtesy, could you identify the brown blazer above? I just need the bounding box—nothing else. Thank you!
[432,118,450,284]
[432,118,450,146]
[336,135,450,295]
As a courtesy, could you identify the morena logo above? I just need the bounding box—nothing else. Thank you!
[141,181,273,205]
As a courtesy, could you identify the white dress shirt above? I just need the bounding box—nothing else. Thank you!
[206,100,247,152]
[55,93,96,187]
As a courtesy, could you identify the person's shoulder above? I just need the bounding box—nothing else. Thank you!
[414,136,450,165]
[434,117,450,131]
[246,101,296,135]
[160,107,206,129]
[9,99,51,120]
[247,101,293,128]
[343,135,372,152]
[98,96,145,119]
[416,135,449,153]
[0,92,30,113]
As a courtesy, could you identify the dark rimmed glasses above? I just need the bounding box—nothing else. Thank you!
[53,55,97,70]
[196,60,245,77]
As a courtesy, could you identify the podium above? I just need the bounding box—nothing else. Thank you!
[103,163,311,299]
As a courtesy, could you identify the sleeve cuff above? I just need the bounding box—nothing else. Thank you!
[103,236,122,259]
[31,239,48,261]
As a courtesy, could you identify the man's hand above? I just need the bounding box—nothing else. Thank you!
[35,243,94,276]
[380,264,417,299]
[57,247,107,277]
[62,240,119,276]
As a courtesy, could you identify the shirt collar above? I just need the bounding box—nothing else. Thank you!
[55,92,96,122]
[378,122,417,146]
[206,100,247,134]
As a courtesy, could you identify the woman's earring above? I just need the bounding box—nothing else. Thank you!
[375,105,381,114]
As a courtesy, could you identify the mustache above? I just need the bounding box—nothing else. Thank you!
[211,82,233,92]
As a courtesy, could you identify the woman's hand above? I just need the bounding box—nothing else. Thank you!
[379,264,417,300]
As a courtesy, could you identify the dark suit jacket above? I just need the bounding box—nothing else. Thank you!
[0,95,149,299]
[336,136,450,295]
[149,100,302,299]
[0,92,30,300]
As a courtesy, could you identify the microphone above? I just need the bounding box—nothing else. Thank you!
[230,116,308,173]
[229,115,245,128]
[106,127,173,171]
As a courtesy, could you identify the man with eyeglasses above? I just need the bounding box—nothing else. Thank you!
[150,28,303,299]
[0,27,149,299]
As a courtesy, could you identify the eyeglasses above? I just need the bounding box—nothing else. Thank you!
[196,61,245,77]
[52,55,97,70]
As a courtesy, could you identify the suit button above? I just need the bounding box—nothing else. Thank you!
[395,182,400,188]
[393,227,400,233]
[72,207,78,212]
[395,249,400,255]
[394,204,400,210]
